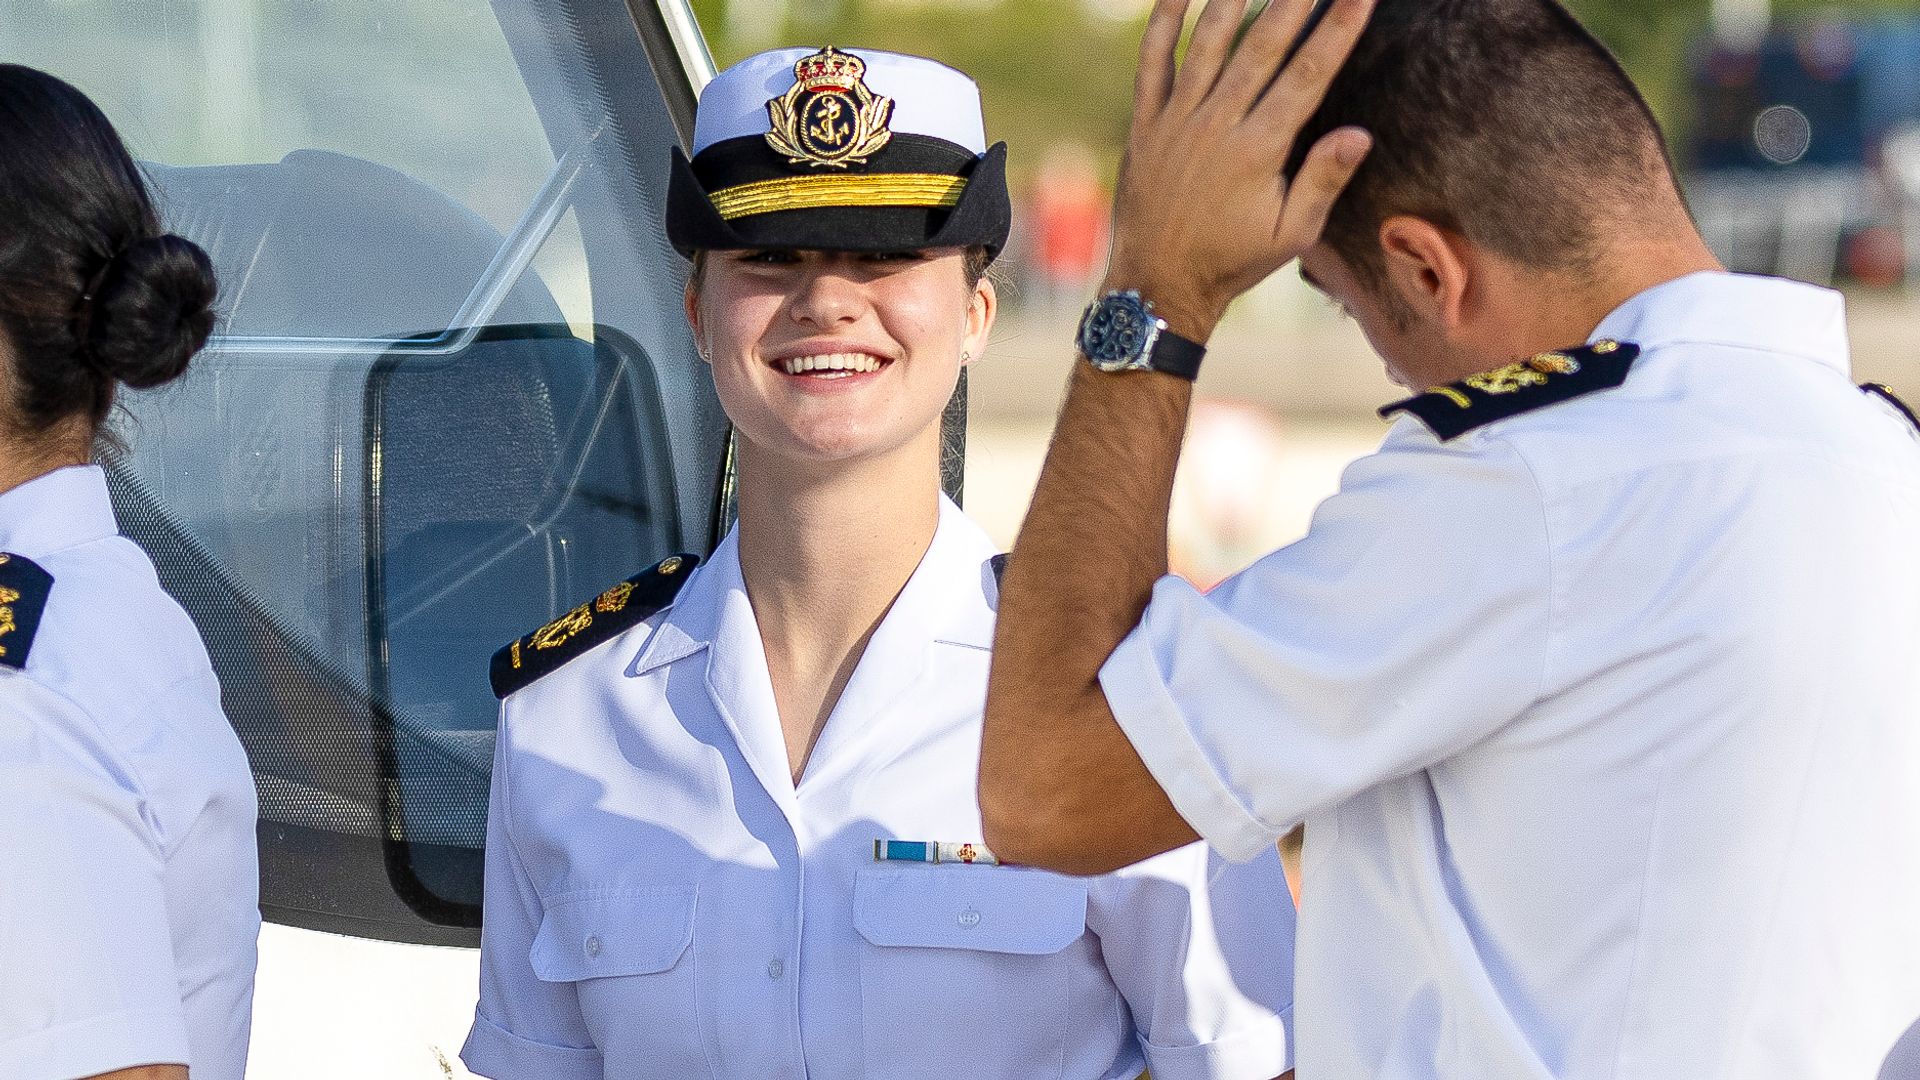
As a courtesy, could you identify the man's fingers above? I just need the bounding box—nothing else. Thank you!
[1252,0,1374,138]
[1133,0,1192,116]
[1276,127,1372,253]
[1208,0,1318,114]
[1170,0,1252,110]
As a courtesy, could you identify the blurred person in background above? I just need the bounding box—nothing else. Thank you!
[0,65,255,1080]
[463,45,1298,1080]
[981,0,1920,1075]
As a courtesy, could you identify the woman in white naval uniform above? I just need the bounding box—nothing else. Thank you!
[0,67,258,1080]
[461,48,1296,1080]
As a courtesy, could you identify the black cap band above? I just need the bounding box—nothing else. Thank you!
[667,135,1012,259]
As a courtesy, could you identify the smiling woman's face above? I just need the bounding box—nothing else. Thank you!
[688,247,995,470]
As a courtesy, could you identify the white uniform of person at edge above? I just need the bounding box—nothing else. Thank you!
[1099,271,1920,1077]
[461,49,1296,1080]
[0,465,259,1080]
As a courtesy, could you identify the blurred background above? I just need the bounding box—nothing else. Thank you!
[693,0,1920,587]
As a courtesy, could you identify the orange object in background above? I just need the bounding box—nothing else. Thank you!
[1026,142,1110,311]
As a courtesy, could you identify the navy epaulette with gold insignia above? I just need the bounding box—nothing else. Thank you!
[1379,339,1641,442]
[489,554,699,699]
[0,552,53,672]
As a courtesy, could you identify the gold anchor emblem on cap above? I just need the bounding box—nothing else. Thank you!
[766,46,895,168]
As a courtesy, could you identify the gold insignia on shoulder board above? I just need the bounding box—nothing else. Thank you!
[766,46,895,168]
[1527,351,1582,376]
[0,585,18,657]
[595,581,636,614]
[530,603,594,651]
[1464,361,1551,396]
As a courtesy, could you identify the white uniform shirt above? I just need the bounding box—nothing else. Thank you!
[0,465,259,1080]
[1101,271,1920,1077]
[464,498,1295,1080]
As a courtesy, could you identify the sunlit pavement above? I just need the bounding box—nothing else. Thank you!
[249,923,481,1079]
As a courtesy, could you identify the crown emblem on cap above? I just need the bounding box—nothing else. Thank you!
[766,46,895,169]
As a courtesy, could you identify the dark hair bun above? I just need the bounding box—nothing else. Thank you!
[84,233,217,391]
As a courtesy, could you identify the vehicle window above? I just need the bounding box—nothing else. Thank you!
[3,0,726,942]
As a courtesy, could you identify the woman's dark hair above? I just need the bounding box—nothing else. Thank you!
[0,64,217,437]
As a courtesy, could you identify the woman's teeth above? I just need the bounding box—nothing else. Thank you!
[782,353,883,377]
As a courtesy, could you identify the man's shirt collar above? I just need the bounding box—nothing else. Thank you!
[1590,270,1850,376]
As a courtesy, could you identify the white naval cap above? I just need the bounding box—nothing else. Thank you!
[691,47,988,157]
[665,44,1012,258]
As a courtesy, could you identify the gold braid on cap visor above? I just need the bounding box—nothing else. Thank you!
[706,173,968,220]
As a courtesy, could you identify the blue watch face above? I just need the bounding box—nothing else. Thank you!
[1080,292,1154,369]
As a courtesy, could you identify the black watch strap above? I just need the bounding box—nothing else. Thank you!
[1150,328,1206,381]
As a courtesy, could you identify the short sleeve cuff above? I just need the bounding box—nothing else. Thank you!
[1099,581,1283,863]
[0,1007,190,1080]
[461,1010,603,1080]
[1139,1008,1293,1080]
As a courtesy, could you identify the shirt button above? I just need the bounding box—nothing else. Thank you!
[584,935,602,959]
[957,907,981,929]
[767,958,785,979]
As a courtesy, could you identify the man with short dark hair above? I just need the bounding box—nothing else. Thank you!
[978,0,1920,1074]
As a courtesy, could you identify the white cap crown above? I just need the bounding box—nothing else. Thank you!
[692,46,987,157]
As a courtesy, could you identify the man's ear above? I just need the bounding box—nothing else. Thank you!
[1378,216,1471,330]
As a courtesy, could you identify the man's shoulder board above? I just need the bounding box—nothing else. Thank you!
[489,554,700,699]
[1380,340,1641,442]
[0,552,53,671]
[1862,382,1920,433]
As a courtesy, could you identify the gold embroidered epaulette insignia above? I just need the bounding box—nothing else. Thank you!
[0,552,53,671]
[766,46,895,168]
[489,554,699,699]
[1379,339,1641,442]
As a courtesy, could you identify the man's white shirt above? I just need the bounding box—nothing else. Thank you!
[1102,272,1920,1077]
[0,465,259,1080]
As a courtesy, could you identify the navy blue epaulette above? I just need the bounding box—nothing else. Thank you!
[0,552,53,671]
[1862,383,1920,433]
[489,554,699,699]
[1379,340,1640,442]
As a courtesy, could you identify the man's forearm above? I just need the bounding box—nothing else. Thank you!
[980,361,1199,872]
[977,0,1374,872]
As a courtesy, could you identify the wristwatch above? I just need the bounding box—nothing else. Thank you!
[1075,289,1206,381]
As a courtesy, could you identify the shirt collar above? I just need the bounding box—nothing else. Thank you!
[0,464,120,558]
[631,494,1000,675]
[1590,271,1851,376]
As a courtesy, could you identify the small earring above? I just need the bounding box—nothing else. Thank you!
[961,350,972,363]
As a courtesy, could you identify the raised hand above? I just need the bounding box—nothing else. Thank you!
[1103,0,1376,342]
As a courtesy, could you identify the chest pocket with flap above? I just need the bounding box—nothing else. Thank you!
[854,863,1089,953]
[530,885,696,982]
[854,866,1089,1078]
